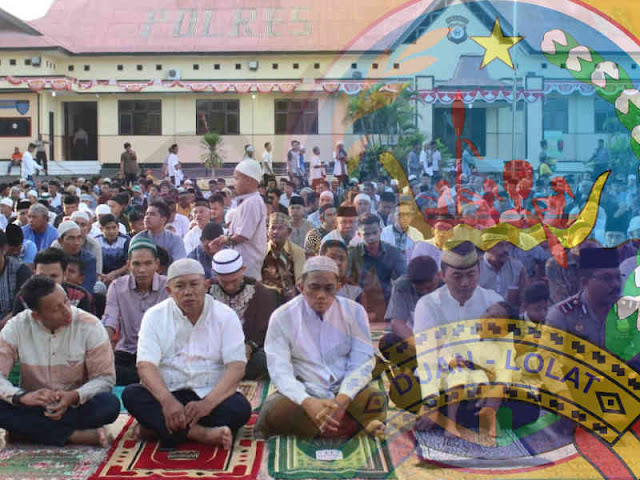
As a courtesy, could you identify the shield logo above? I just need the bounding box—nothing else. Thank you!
[15,101,29,115]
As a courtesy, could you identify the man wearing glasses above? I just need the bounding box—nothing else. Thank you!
[255,256,386,439]
[547,247,621,348]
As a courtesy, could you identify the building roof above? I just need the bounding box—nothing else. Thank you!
[0,0,417,55]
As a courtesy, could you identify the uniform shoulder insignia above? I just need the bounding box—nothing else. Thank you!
[558,296,580,314]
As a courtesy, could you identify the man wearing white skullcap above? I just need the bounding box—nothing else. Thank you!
[51,210,104,276]
[255,256,386,439]
[209,249,279,380]
[55,221,98,293]
[214,160,266,280]
[122,257,251,450]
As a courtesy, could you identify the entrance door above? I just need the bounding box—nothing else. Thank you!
[63,102,98,160]
[48,111,54,161]
[433,106,486,158]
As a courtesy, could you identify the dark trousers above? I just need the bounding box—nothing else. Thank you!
[0,392,119,446]
[244,348,268,381]
[124,173,137,186]
[377,333,422,413]
[115,350,139,386]
[122,384,251,448]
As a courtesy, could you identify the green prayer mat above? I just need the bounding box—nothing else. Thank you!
[268,434,396,479]
[8,361,19,386]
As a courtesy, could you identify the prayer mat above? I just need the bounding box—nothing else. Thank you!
[89,414,264,480]
[238,380,270,412]
[268,434,395,479]
[0,445,107,480]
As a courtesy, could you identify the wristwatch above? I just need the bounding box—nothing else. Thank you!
[246,340,259,354]
[12,389,26,406]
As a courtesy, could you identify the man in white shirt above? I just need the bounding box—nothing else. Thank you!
[414,242,503,431]
[21,143,43,182]
[183,201,212,255]
[308,146,326,189]
[166,144,180,187]
[255,256,386,439]
[215,160,267,280]
[122,259,251,450]
[261,141,274,179]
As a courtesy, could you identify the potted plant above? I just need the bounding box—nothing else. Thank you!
[201,131,224,177]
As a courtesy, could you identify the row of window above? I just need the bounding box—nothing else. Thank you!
[119,99,319,136]
[543,96,619,134]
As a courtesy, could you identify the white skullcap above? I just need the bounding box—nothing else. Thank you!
[408,174,418,181]
[303,256,339,276]
[58,221,81,238]
[27,190,37,197]
[320,191,334,201]
[213,249,244,275]
[235,159,262,183]
[354,193,371,204]
[246,145,255,153]
[78,203,93,215]
[167,258,205,281]
[0,198,13,208]
[95,204,111,215]
[70,211,89,222]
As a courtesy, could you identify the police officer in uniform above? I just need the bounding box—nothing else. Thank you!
[547,248,621,349]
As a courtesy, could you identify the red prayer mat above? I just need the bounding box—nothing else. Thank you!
[89,414,264,480]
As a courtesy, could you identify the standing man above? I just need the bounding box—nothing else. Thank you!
[21,143,43,182]
[591,138,610,179]
[308,146,326,189]
[102,238,168,386]
[0,276,118,447]
[133,201,186,262]
[261,142,274,183]
[216,160,266,280]
[286,140,300,182]
[210,250,280,380]
[166,144,180,187]
[255,256,385,439]
[122,259,251,450]
[120,142,139,187]
[407,141,421,178]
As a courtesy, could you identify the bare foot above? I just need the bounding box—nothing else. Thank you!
[477,407,497,446]
[68,427,111,447]
[188,425,233,449]
[364,420,386,439]
[133,424,155,442]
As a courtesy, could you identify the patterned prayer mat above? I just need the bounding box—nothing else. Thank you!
[0,445,107,480]
[268,434,395,479]
[238,380,271,412]
[89,414,264,480]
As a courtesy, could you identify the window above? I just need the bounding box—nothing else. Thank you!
[314,63,320,69]
[275,99,318,134]
[273,63,279,70]
[118,100,161,135]
[9,59,16,65]
[0,117,31,137]
[196,100,239,135]
[433,107,486,157]
[372,63,379,69]
[543,95,569,133]
[193,64,199,70]
[594,96,624,134]
[84,65,90,71]
[117,64,123,71]
[68,65,74,72]
[235,63,241,70]
[293,63,299,69]
[214,64,220,70]
[136,64,143,71]
[156,64,162,70]
[24,58,31,66]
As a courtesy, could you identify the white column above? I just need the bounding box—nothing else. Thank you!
[416,76,434,141]
[526,75,543,165]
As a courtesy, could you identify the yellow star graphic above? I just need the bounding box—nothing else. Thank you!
[471,18,524,69]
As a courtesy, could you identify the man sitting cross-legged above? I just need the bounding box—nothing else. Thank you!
[122,258,251,450]
[255,256,386,439]
[0,276,119,446]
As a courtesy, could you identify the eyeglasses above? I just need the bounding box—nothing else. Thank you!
[306,284,337,295]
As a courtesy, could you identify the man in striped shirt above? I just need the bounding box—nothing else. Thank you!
[0,276,118,446]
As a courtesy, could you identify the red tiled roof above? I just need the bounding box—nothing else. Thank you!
[16,0,415,54]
